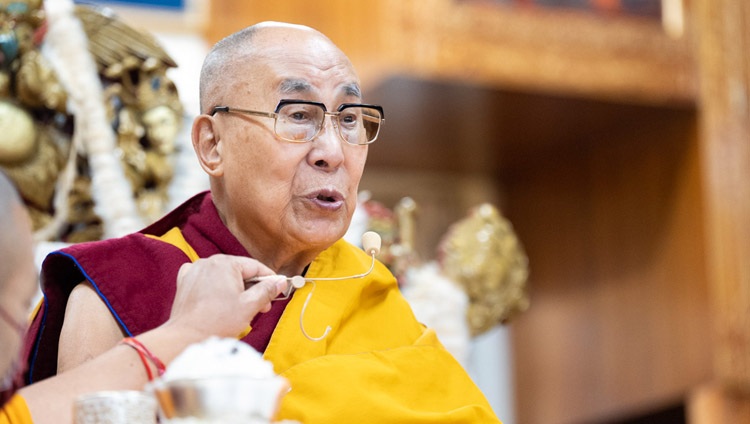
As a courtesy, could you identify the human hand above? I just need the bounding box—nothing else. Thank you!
[166,254,287,340]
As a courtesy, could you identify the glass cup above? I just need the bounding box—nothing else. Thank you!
[74,390,157,424]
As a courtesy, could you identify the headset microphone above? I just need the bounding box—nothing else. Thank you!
[244,231,382,341]
[246,231,382,288]
[361,231,382,256]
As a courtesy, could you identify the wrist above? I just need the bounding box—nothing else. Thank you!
[120,337,166,380]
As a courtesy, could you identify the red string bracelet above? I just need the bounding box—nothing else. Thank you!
[120,337,166,379]
[120,338,154,380]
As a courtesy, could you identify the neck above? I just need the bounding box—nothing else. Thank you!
[241,234,322,277]
[217,211,325,278]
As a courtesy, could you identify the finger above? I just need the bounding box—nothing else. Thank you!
[233,256,278,280]
[240,278,286,312]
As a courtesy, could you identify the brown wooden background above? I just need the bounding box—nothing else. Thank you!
[201,1,750,423]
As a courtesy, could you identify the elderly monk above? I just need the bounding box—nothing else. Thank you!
[0,170,287,424]
[23,22,501,423]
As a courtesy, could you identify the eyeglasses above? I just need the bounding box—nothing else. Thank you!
[211,99,385,145]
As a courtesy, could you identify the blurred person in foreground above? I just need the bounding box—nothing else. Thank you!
[0,171,287,424]
[22,21,501,423]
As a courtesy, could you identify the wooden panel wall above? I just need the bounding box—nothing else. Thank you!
[504,109,711,423]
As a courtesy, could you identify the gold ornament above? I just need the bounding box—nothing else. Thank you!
[390,197,421,282]
[0,1,183,241]
[438,204,530,336]
[75,4,182,223]
[0,1,78,239]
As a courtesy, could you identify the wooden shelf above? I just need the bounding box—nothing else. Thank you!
[206,0,696,107]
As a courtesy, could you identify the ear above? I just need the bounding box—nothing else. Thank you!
[192,115,223,177]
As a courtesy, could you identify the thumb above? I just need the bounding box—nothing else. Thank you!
[239,277,288,315]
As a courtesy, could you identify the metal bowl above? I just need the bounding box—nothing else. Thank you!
[150,376,288,422]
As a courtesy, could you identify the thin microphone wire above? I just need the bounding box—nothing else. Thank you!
[298,252,376,341]
[244,232,381,342]
[297,252,378,282]
[246,244,379,299]
[299,281,329,341]
[244,252,377,341]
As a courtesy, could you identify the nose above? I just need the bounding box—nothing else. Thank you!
[307,114,345,170]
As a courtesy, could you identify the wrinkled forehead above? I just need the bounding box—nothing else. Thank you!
[232,27,361,103]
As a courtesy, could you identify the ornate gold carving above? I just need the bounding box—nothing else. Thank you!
[362,195,530,336]
[77,4,182,223]
[0,2,183,241]
[0,0,77,238]
[438,203,529,336]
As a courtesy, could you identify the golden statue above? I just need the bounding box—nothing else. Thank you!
[358,195,530,337]
[76,3,182,223]
[389,197,421,283]
[437,203,530,336]
[0,0,77,239]
[0,1,183,241]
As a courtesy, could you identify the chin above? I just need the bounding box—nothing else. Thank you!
[300,223,347,249]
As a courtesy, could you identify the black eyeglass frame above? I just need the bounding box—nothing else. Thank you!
[210,99,385,145]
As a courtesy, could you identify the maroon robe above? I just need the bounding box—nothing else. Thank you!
[22,191,290,384]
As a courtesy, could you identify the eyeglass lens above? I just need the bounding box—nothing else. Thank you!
[276,103,382,144]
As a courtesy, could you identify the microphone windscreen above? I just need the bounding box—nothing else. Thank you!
[361,231,381,256]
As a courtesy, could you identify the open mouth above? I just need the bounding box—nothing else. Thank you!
[309,189,343,209]
[317,194,337,203]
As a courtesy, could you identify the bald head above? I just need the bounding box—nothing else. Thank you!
[198,21,351,114]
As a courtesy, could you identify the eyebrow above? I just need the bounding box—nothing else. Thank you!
[279,79,311,94]
[343,83,362,99]
[278,79,362,99]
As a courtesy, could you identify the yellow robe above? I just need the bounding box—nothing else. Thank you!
[0,395,33,424]
[265,239,500,423]
[156,230,502,423]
